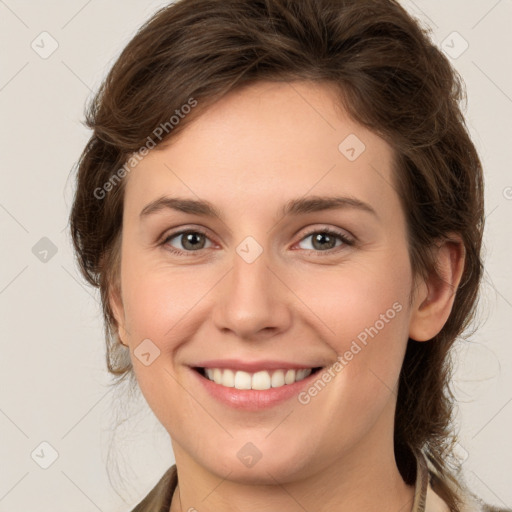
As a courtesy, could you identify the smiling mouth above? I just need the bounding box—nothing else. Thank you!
[193,366,323,391]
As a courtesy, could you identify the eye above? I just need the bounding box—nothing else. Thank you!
[162,229,214,255]
[295,228,354,253]
[160,226,354,256]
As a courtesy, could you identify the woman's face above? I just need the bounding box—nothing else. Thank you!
[111,81,426,483]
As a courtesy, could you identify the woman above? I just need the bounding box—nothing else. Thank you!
[69,0,509,510]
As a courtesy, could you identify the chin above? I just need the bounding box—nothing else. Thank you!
[197,446,313,485]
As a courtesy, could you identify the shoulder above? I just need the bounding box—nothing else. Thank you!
[456,490,512,512]
[412,448,510,512]
[426,481,510,512]
[129,465,178,512]
[425,459,511,512]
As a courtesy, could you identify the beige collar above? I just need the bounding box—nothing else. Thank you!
[412,450,450,512]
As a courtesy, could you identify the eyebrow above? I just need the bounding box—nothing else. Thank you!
[139,195,379,221]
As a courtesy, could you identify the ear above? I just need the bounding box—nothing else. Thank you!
[408,233,466,342]
[109,283,129,346]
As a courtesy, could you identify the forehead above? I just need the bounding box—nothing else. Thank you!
[123,81,398,221]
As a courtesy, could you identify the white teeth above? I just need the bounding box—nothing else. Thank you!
[234,371,252,389]
[213,368,223,385]
[221,369,235,387]
[296,369,308,380]
[271,370,285,388]
[284,369,296,384]
[202,367,313,390]
[252,371,271,390]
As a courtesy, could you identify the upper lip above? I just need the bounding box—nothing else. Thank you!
[191,359,325,373]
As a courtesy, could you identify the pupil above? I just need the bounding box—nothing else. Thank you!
[313,233,335,250]
[184,232,203,250]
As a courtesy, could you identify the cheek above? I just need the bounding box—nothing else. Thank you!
[121,250,212,340]
[293,251,412,402]
[293,253,411,346]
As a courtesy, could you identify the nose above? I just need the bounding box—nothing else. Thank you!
[212,246,292,341]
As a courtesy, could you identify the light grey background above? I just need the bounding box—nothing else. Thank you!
[0,1,511,511]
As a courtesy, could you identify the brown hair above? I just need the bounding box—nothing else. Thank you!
[69,0,485,509]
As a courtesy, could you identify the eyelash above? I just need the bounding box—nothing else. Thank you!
[160,227,354,257]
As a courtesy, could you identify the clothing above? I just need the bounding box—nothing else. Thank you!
[130,451,509,512]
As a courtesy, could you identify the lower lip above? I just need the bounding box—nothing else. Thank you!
[190,367,322,410]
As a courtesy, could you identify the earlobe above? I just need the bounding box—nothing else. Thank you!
[408,234,466,342]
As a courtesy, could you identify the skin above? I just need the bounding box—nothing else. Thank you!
[109,80,465,512]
